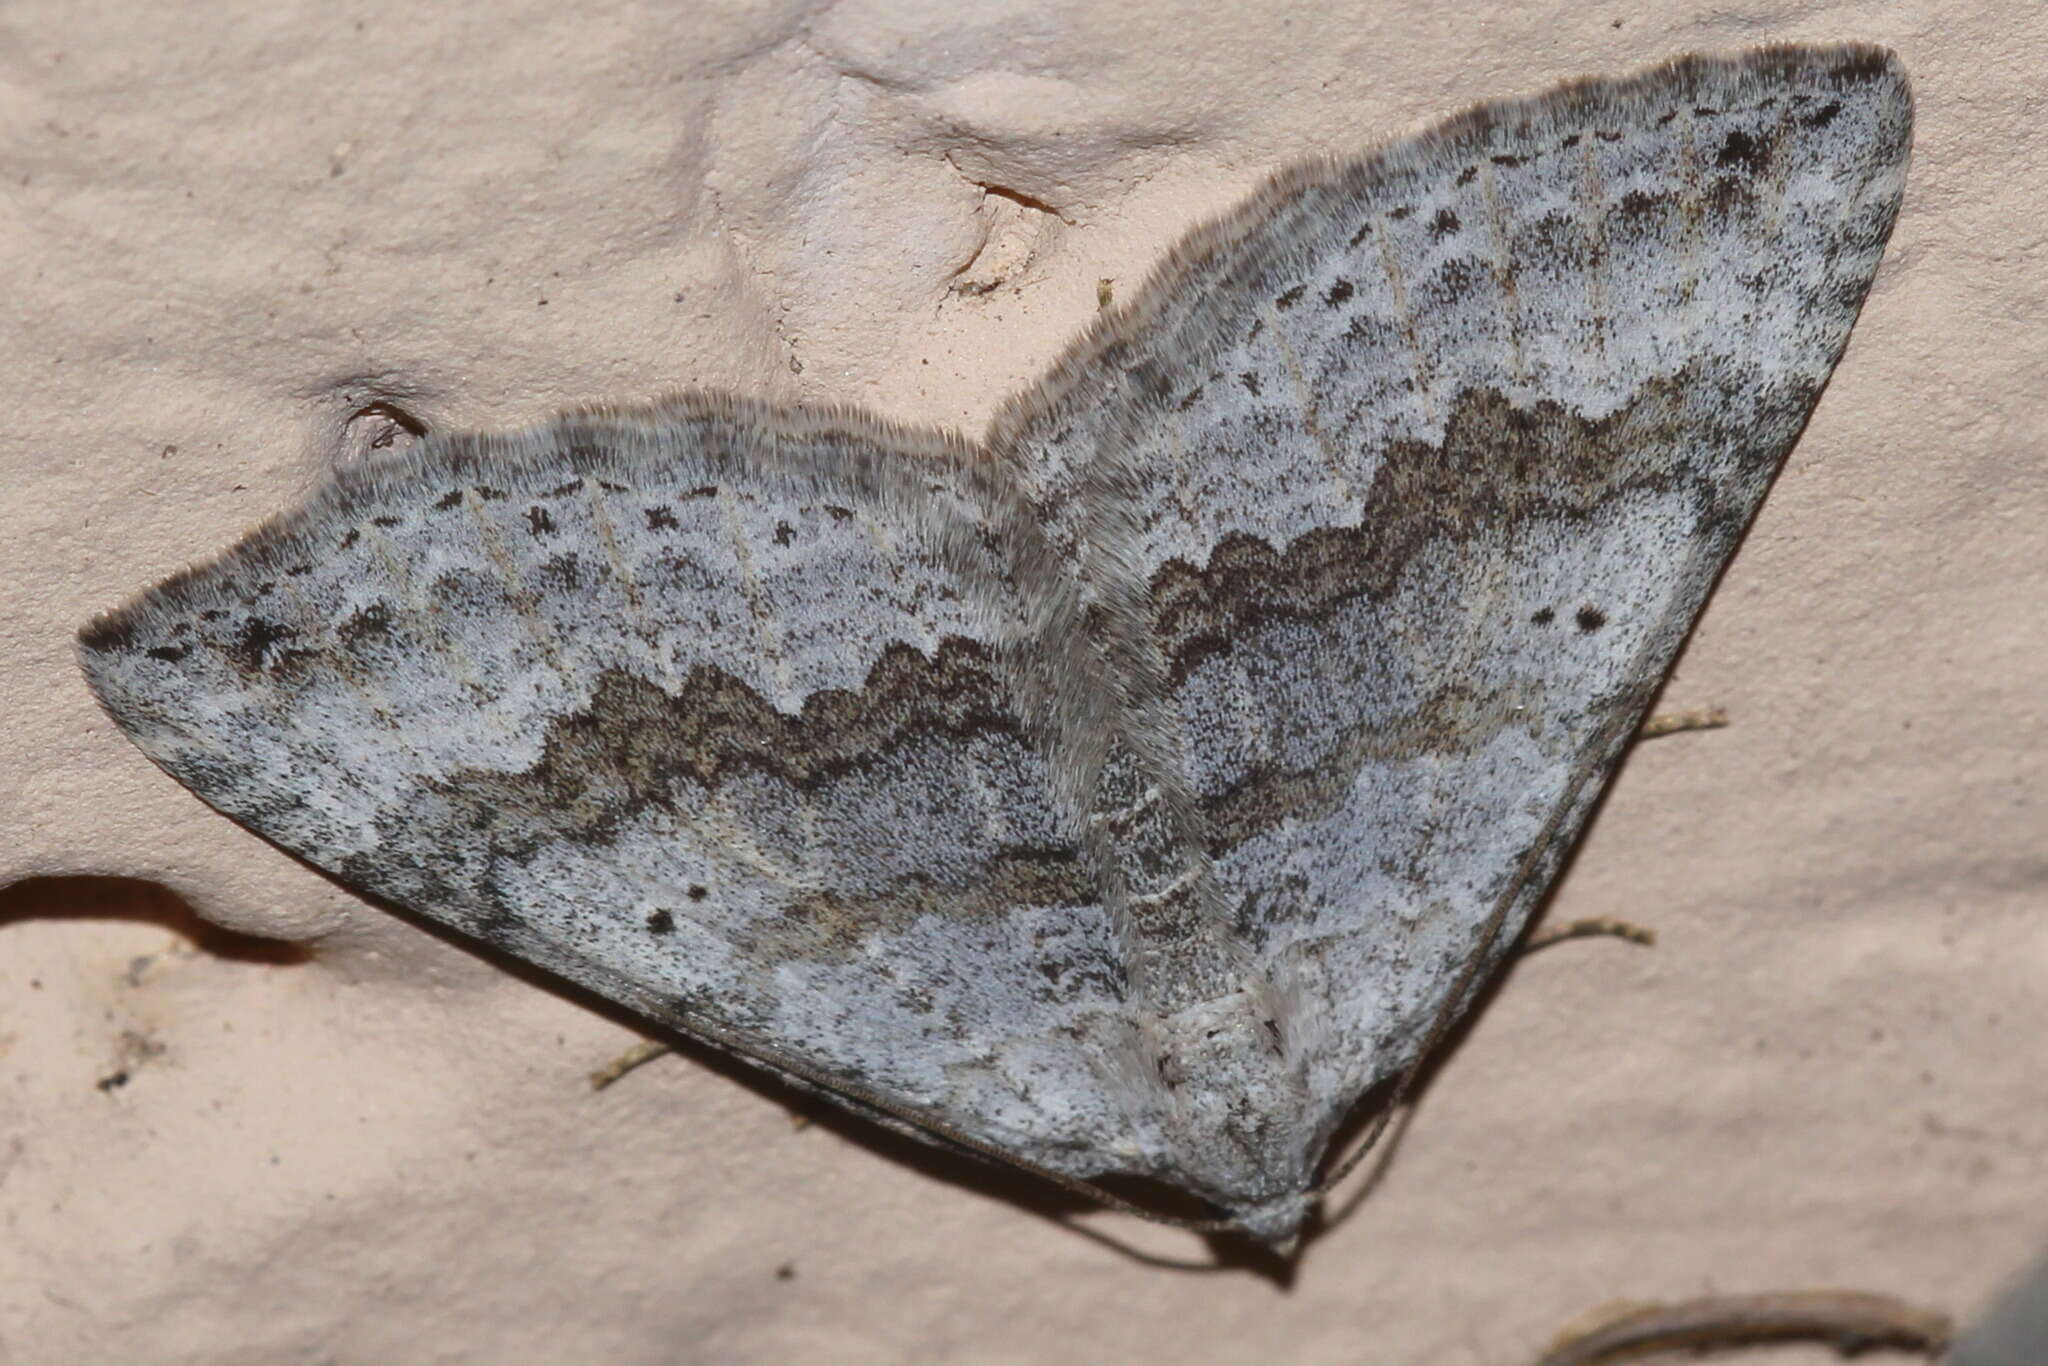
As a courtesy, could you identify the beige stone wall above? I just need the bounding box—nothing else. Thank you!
[4,3,2043,1360]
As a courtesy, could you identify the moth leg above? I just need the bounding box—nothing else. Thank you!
[1518,707,1732,953]
[589,1038,671,1091]
[1533,1289,1951,1366]
[1638,705,1729,740]
[1521,708,1731,955]
[589,1043,817,1133]
[1523,916,1657,956]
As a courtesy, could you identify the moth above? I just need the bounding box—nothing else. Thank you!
[79,45,1910,1243]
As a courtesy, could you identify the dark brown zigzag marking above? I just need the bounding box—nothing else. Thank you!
[433,641,1043,842]
[1142,370,1823,875]
[1199,680,1552,883]
[319,646,1108,973]
[1146,370,1793,693]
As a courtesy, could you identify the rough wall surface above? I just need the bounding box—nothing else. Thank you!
[3,2,2043,1362]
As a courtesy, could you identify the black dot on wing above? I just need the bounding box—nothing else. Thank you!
[646,909,675,935]
[230,617,294,673]
[1430,208,1461,238]
[687,885,708,901]
[339,601,393,645]
[1618,189,1661,222]
[1803,99,1842,129]
[1531,607,1556,625]
[1575,606,1607,632]
[645,506,678,530]
[1715,127,1768,173]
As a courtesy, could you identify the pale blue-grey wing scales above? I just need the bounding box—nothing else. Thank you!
[79,46,1912,1240]
[77,397,1169,1181]
[1001,48,1911,1122]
